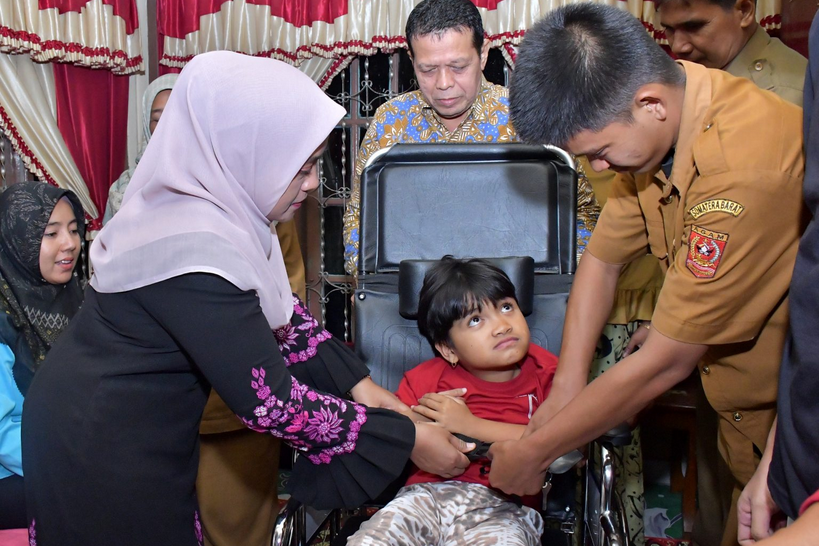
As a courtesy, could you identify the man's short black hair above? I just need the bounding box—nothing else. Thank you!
[509,3,685,147]
[405,0,484,56]
[656,0,738,11]
[417,256,517,354]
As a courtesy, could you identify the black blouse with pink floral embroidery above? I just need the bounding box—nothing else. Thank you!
[235,293,415,507]
[22,273,415,546]
[243,296,369,465]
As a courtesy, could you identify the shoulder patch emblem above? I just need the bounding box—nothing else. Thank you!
[688,199,744,219]
[687,226,728,279]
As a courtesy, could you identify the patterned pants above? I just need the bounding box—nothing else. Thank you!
[346,481,543,546]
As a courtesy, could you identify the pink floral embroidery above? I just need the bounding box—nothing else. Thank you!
[243,367,367,465]
[28,519,36,546]
[277,296,333,366]
[274,323,299,353]
[194,511,204,546]
[304,406,344,443]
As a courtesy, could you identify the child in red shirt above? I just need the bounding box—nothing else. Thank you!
[347,257,557,546]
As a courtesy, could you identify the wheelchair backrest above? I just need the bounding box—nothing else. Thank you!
[355,143,577,392]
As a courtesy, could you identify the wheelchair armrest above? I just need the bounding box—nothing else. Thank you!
[548,449,584,474]
[597,423,633,447]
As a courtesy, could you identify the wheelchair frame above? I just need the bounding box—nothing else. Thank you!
[272,143,631,546]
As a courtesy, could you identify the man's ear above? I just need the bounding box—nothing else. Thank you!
[736,0,756,29]
[635,84,669,122]
[479,40,490,70]
[436,342,459,365]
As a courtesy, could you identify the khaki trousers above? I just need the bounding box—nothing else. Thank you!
[197,426,281,546]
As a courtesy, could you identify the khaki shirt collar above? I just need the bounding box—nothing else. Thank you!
[663,61,713,195]
[419,77,493,131]
[724,26,770,77]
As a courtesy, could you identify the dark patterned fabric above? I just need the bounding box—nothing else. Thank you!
[591,323,645,546]
[0,182,85,393]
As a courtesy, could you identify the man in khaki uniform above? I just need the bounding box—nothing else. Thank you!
[658,0,807,106]
[489,5,805,546]
[657,3,807,543]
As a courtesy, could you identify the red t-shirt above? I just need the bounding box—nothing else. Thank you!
[395,343,557,499]
[800,487,819,516]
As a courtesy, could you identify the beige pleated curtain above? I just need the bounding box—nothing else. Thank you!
[0,0,143,74]
[158,0,784,88]
[0,54,98,216]
[0,0,142,216]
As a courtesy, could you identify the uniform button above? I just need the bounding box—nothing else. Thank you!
[662,196,674,205]
[702,365,710,375]
[754,61,765,72]
[733,412,742,422]
[704,123,713,131]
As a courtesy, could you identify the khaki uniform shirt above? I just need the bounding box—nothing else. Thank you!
[593,28,807,325]
[725,26,808,107]
[581,160,664,324]
[587,62,805,485]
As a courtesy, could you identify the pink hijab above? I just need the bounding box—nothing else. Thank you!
[90,52,345,327]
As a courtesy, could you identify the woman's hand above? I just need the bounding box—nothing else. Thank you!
[623,321,651,357]
[349,376,410,415]
[410,422,473,478]
[412,389,473,434]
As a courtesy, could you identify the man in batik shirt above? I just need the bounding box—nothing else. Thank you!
[342,0,599,276]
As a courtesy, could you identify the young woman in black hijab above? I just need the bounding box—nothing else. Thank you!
[0,182,85,528]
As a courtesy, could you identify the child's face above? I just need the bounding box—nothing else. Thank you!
[437,297,531,381]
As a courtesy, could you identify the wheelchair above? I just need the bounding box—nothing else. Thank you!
[273,143,631,546]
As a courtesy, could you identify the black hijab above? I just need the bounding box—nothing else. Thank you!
[0,182,86,393]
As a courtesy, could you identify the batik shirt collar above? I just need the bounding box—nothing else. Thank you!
[416,77,493,135]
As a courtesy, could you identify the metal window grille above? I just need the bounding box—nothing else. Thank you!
[0,135,36,190]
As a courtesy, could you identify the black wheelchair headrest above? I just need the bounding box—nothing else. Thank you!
[398,256,535,320]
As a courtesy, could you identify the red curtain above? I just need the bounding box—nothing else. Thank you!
[781,2,818,58]
[53,64,129,230]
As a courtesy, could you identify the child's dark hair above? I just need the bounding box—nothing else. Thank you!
[417,256,517,353]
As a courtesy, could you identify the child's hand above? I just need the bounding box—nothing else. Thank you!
[412,389,474,434]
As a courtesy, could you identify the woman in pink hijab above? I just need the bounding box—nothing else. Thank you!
[21,52,472,546]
